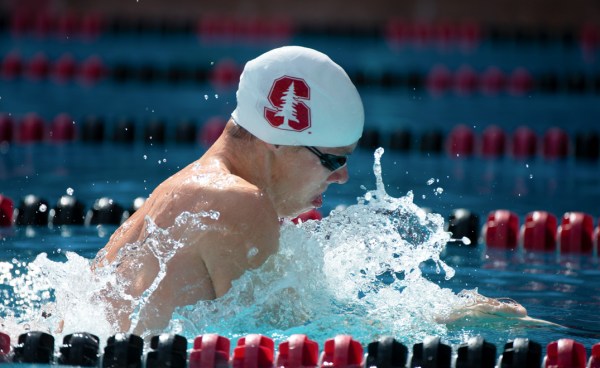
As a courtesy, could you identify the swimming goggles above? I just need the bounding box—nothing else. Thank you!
[304,146,348,172]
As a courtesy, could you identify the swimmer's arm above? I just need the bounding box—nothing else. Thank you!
[200,190,280,298]
[437,290,561,328]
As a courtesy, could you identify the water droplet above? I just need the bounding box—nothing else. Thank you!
[214,94,219,99]
[204,95,208,100]
[434,187,444,195]
[38,204,47,212]
[461,236,471,245]
[426,178,435,185]
[143,155,147,160]
[162,158,167,163]
[247,247,258,258]
[529,174,533,179]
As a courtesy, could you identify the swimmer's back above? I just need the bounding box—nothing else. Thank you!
[96,157,280,331]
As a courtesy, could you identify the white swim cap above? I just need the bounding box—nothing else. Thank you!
[231,46,364,147]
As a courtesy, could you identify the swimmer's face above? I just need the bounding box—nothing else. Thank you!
[270,142,357,217]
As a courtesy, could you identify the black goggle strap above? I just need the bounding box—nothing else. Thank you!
[305,146,347,172]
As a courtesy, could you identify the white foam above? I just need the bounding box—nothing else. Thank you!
[1,148,476,346]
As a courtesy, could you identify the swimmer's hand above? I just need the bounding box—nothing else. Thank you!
[436,290,562,328]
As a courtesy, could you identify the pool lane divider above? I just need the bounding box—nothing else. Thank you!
[0,113,228,146]
[5,7,600,51]
[2,193,600,256]
[0,194,14,227]
[482,209,598,254]
[0,331,598,367]
[3,51,600,95]
[1,113,599,162]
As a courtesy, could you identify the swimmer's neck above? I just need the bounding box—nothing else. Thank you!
[200,122,276,197]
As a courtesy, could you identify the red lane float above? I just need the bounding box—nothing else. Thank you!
[10,10,33,36]
[276,334,319,368]
[79,55,106,85]
[589,343,600,368]
[33,11,54,37]
[595,222,600,257]
[520,211,557,252]
[199,117,227,146]
[0,114,14,142]
[56,12,80,38]
[426,65,453,95]
[50,113,76,141]
[481,125,506,157]
[190,334,231,368]
[386,21,481,48]
[454,65,479,95]
[511,126,538,159]
[0,195,13,227]
[232,334,274,368]
[320,335,363,368]
[385,19,409,44]
[18,113,45,142]
[508,67,534,95]
[580,24,600,52]
[433,22,456,47]
[557,212,594,254]
[52,54,78,83]
[480,66,506,95]
[483,210,519,249]
[543,127,570,160]
[210,59,241,89]
[26,53,51,81]
[1,52,24,80]
[544,339,587,368]
[457,22,482,48]
[447,124,475,157]
[80,13,104,40]
[0,331,9,361]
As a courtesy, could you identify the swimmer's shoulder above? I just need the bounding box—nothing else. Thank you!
[160,160,277,226]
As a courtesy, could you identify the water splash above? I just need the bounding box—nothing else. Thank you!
[2,148,482,347]
[173,148,460,345]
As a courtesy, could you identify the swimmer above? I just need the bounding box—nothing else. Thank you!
[95,46,364,333]
[94,46,537,335]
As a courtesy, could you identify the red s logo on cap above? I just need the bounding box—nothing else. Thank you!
[264,76,311,132]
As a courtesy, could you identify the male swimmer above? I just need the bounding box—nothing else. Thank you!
[95,46,543,334]
[95,46,363,333]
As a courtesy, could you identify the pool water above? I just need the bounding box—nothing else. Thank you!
[1,144,599,353]
[1,20,600,360]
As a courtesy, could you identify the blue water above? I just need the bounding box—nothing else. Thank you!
[1,26,600,358]
[1,144,600,351]
[1,144,599,220]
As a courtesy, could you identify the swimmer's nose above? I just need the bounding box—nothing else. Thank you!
[327,165,349,184]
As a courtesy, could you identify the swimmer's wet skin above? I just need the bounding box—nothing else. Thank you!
[93,46,546,336]
[95,46,364,334]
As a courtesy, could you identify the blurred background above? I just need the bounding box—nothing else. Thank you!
[0,0,599,232]
[2,0,600,26]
